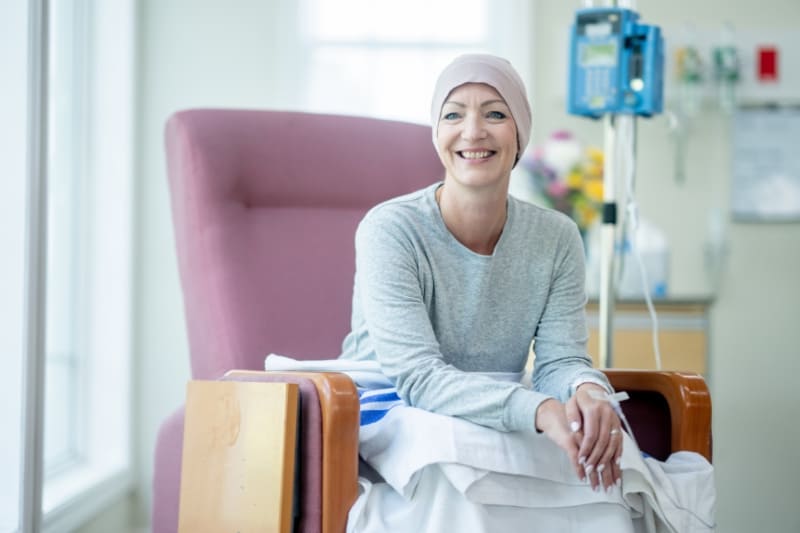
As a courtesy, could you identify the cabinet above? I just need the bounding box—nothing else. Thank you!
[585,300,710,374]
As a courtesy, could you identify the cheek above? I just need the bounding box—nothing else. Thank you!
[504,130,518,156]
[435,128,454,153]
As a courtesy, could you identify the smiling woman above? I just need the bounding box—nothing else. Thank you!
[435,84,520,254]
[340,55,621,505]
[334,55,639,531]
[437,84,519,181]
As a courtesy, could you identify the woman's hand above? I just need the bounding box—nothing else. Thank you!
[565,383,623,491]
[534,398,582,478]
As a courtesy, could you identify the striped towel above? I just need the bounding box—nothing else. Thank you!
[358,387,404,426]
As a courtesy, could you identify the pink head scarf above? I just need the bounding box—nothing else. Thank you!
[430,54,532,163]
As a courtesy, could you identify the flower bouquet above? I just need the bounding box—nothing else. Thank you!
[521,130,604,233]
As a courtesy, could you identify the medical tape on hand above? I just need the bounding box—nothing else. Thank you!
[587,390,641,451]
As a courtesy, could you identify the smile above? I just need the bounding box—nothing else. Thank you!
[458,150,495,160]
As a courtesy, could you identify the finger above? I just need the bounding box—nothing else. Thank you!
[565,394,582,434]
[577,403,599,472]
[582,408,615,489]
[611,456,622,489]
[584,405,614,466]
[611,429,624,486]
[578,410,598,489]
[548,424,582,483]
[596,463,613,492]
[564,396,586,480]
[597,428,620,490]
[537,401,583,480]
[577,408,602,472]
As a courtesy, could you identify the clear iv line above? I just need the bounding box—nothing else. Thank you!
[619,118,663,371]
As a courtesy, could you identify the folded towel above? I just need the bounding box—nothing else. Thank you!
[264,353,393,389]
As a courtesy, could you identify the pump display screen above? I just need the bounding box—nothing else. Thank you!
[580,42,617,67]
[585,21,613,37]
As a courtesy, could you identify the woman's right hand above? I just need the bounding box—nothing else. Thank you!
[535,398,583,481]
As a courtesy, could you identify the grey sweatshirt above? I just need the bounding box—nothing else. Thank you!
[339,182,610,433]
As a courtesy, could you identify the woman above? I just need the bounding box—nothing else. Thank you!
[339,54,623,493]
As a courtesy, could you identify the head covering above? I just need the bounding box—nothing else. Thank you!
[430,54,532,162]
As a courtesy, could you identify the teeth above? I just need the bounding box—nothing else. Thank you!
[460,151,492,159]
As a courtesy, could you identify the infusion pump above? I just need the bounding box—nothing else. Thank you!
[568,7,664,118]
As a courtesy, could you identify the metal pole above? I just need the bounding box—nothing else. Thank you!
[20,0,49,531]
[590,0,637,368]
[598,114,616,368]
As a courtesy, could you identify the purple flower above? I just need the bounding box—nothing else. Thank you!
[547,180,569,198]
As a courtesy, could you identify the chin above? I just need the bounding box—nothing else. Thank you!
[451,172,510,190]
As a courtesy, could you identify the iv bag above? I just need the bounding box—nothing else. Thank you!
[585,218,670,299]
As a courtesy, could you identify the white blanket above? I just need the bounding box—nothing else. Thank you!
[264,355,717,533]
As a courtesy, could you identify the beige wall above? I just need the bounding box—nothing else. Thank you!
[121,1,800,531]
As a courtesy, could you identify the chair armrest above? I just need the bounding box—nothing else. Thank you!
[603,370,712,462]
[226,370,360,533]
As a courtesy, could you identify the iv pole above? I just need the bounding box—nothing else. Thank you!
[583,0,638,369]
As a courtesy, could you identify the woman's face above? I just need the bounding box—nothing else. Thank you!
[436,82,518,191]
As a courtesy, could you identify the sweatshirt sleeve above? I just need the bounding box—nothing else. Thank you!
[530,219,612,401]
[354,209,550,433]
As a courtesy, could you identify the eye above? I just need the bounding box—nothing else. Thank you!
[442,111,460,120]
[487,110,507,119]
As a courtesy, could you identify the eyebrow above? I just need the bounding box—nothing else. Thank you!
[442,99,508,108]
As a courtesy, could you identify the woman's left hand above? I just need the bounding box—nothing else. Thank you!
[565,382,623,492]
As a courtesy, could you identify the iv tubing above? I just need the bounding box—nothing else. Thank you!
[618,116,663,370]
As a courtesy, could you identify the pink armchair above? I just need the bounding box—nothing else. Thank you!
[153,109,711,533]
[152,109,444,533]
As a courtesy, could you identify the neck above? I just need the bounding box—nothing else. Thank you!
[436,182,508,255]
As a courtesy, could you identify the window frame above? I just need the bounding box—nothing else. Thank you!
[7,1,137,531]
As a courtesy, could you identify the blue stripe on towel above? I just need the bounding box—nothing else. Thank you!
[359,387,404,426]
[360,408,393,426]
[360,390,401,403]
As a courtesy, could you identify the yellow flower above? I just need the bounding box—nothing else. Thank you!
[583,147,604,178]
[584,162,602,178]
[586,146,604,163]
[575,201,599,227]
[583,179,604,202]
[566,171,584,189]
[526,137,607,232]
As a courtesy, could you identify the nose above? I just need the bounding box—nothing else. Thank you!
[461,113,487,141]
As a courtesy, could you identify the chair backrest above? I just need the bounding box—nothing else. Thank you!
[165,109,444,379]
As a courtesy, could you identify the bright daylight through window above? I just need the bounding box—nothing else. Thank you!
[302,0,515,124]
[2,1,135,531]
[0,1,30,528]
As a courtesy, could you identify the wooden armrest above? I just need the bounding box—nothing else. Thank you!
[603,370,712,462]
[226,370,360,533]
[179,380,300,532]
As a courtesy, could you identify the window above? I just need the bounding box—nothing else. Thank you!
[43,1,136,529]
[0,2,30,530]
[299,0,533,124]
[45,0,88,478]
[1,1,135,531]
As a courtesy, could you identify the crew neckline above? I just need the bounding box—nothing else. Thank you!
[427,182,514,259]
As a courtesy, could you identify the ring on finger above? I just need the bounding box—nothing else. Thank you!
[610,428,620,436]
